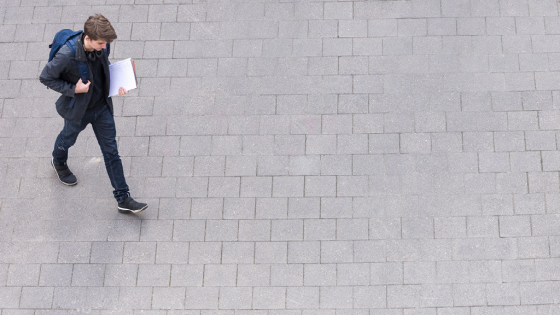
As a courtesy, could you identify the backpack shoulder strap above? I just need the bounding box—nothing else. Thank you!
[65,33,89,84]
[65,37,77,56]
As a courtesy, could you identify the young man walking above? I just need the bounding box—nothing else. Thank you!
[40,14,147,214]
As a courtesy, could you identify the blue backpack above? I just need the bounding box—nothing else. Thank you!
[49,29,89,85]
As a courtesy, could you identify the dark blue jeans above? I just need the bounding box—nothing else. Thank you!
[53,105,129,203]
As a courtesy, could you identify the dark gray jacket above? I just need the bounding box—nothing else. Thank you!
[39,35,113,124]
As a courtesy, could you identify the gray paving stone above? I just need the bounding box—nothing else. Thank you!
[85,286,118,309]
[7,264,40,286]
[486,17,515,35]
[203,264,237,286]
[237,264,270,286]
[238,220,270,241]
[3,310,35,315]
[255,241,286,263]
[0,24,16,43]
[137,264,170,286]
[151,287,185,310]
[185,287,219,309]
[273,135,304,156]
[262,39,291,58]
[403,261,436,285]
[242,137,274,157]
[453,283,486,306]
[290,115,321,135]
[307,94,338,114]
[334,263,367,286]
[227,117,260,136]
[71,264,105,287]
[243,200,276,223]
[536,72,560,91]
[351,240,385,263]
[38,264,71,287]
[90,242,124,264]
[271,176,303,198]
[336,218,367,241]
[353,286,386,308]
[320,156,350,176]
[320,286,353,309]
[103,264,138,287]
[176,177,208,198]
[117,286,152,309]
[172,220,204,242]
[321,241,353,263]
[191,198,224,219]
[205,219,237,241]
[123,242,156,264]
[528,172,559,194]
[441,0,471,17]
[387,284,420,308]
[188,242,222,264]
[368,19,397,37]
[369,310,403,315]
[487,283,521,306]
[270,264,303,286]
[518,236,550,259]
[208,177,240,198]
[419,284,454,307]
[303,219,335,241]
[58,242,91,264]
[51,286,86,309]
[170,264,203,286]
[286,241,320,264]
[286,287,319,309]
[219,287,252,309]
[241,177,272,198]
[519,281,554,305]
[253,287,285,310]
[271,219,303,241]
[223,198,255,219]
[211,136,242,156]
[303,264,335,286]
[458,18,487,35]
[402,217,433,239]
[177,3,206,22]
[535,257,560,282]
[222,242,253,264]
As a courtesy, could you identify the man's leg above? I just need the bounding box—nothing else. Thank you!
[90,106,129,202]
[53,118,90,165]
[52,117,90,185]
[91,106,146,213]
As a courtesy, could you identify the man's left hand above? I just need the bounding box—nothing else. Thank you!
[118,87,129,96]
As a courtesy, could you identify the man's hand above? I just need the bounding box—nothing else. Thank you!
[75,79,90,94]
[118,87,129,96]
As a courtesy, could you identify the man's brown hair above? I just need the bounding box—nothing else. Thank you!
[84,14,117,43]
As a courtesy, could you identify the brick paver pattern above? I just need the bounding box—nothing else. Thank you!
[1,0,560,313]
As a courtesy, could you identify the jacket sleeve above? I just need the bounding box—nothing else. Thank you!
[39,46,76,98]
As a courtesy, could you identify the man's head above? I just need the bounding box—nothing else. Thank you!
[83,14,117,52]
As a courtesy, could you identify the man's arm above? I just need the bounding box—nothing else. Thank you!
[39,46,76,98]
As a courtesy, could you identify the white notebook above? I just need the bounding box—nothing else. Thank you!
[108,58,138,97]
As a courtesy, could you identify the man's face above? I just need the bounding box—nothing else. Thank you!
[84,35,107,51]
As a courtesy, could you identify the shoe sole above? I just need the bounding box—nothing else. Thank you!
[51,158,78,186]
[118,205,148,214]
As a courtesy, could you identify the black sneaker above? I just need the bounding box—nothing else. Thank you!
[118,196,148,214]
[51,157,77,186]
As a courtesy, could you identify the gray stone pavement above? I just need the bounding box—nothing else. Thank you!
[1,0,560,313]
